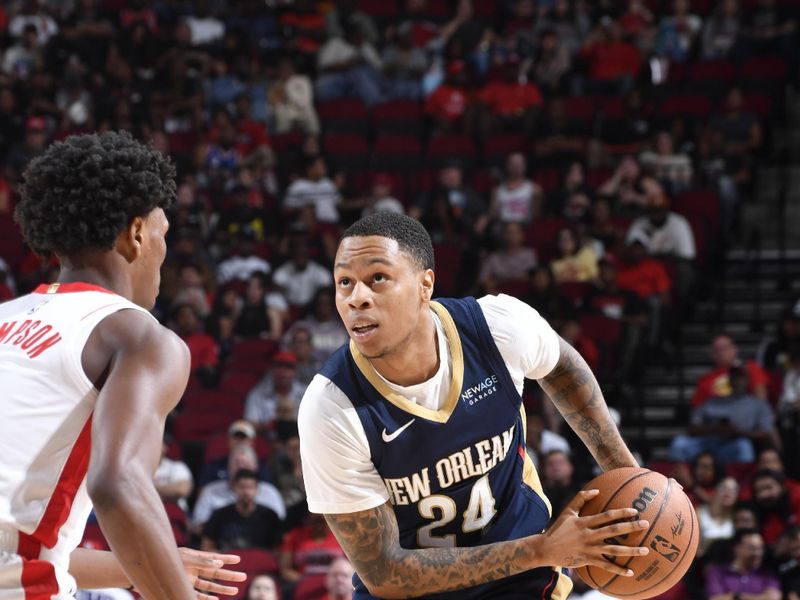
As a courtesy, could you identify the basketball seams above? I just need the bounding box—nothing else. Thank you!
[596,477,673,593]
[608,483,698,598]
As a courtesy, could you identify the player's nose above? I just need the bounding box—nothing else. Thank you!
[348,280,373,309]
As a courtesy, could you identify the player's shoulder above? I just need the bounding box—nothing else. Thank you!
[476,293,542,321]
[95,309,189,363]
[300,374,354,419]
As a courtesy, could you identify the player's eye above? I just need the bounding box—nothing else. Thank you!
[338,277,351,288]
[373,273,387,283]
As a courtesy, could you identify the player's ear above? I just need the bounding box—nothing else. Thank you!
[116,216,145,263]
[420,268,434,302]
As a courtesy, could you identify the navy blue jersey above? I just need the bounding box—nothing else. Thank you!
[319,297,572,599]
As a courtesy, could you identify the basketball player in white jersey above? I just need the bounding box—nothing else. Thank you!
[0,132,244,598]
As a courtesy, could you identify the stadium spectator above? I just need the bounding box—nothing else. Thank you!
[477,57,543,134]
[287,287,348,363]
[550,227,599,284]
[693,334,769,408]
[639,130,694,195]
[322,557,355,600]
[479,222,537,295]
[524,412,571,469]
[216,229,271,285]
[531,29,572,94]
[597,155,645,214]
[192,444,286,532]
[153,436,193,510]
[698,477,740,557]
[360,173,404,218]
[424,60,472,134]
[284,325,320,387]
[523,265,572,326]
[532,102,587,168]
[272,234,333,309]
[410,159,489,244]
[548,161,592,218]
[582,258,648,382]
[283,154,342,225]
[279,513,345,584]
[774,526,800,599]
[234,271,288,342]
[742,0,797,56]
[706,529,781,600]
[759,302,800,370]
[315,23,383,107]
[670,363,778,464]
[489,153,541,226]
[702,0,742,59]
[170,303,218,386]
[2,23,42,79]
[269,56,320,135]
[626,176,695,260]
[752,469,800,546]
[268,422,307,530]
[381,23,426,101]
[588,197,627,255]
[198,420,272,487]
[4,115,49,183]
[578,18,642,95]
[534,0,591,57]
[559,319,600,374]
[201,469,282,552]
[245,574,280,600]
[654,0,703,63]
[245,351,307,429]
[541,450,581,519]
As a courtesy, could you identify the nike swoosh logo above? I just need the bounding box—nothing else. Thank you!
[381,419,416,443]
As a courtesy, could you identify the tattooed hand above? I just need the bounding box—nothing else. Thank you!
[539,489,650,577]
[538,337,639,471]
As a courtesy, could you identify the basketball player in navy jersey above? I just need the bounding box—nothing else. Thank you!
[298,212,651,599]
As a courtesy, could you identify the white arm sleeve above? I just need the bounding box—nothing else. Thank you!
[477,294,561,393]
[298,375,390,514]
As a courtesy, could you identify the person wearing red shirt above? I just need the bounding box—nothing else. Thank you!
[752,470,800,546]
[424,60,472,133]
[279,513,345,584]
[692,334,769,408]
[579,18,642,93]
[477,58,543,134]
[172,303,219,379]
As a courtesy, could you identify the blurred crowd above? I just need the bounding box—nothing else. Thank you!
[0,0,799,598]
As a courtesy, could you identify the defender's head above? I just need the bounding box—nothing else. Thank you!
[335,212,435,360]
[15,131,176,309]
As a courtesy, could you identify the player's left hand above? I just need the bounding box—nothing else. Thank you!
[177,547,246,599]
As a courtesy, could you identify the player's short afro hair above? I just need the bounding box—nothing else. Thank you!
[341,212,434,271]
[15,131,176,256]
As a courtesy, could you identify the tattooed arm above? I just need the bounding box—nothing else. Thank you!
[538,336,639,471]
[324,492,650,599]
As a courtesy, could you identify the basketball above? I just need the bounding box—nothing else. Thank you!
[573,467,699,599]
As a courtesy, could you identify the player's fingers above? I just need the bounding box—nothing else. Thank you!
[567,489,600,513]
[593,518,649,538]
[195,593,218,600]
[199,552,241,565]
[584,507,640,527]
[586,558,636,578]
[197,567,248,582]
[600,544,650,558]
[195,577,240,596]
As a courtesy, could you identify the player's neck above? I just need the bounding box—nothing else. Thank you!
[370,310,439,387]
[55,256,134,301]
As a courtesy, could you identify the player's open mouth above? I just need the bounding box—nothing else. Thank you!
[351,323,378,340]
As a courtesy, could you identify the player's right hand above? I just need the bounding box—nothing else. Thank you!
[535,489,650,577]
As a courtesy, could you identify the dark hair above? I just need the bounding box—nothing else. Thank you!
[752,469,785,486]
[342,212,435,271]
[15,131,176,256]
[732,528,761,546]
[734,500,758,515]
[233,468,260,483]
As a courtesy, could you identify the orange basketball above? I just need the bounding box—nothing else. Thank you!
[573,467,699,599]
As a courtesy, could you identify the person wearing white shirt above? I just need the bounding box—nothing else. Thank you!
[298,212,648,599]
[272,238,332,309]
[283,155,342,224]
[191,444,286,532]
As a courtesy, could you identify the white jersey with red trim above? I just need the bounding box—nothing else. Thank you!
[0,282,155,599]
